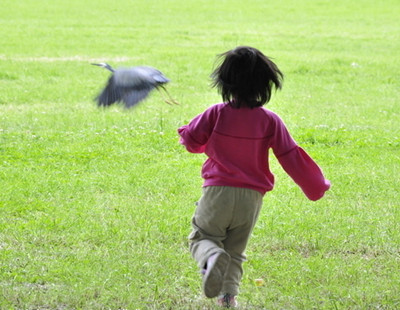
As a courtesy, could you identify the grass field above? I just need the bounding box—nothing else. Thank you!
[1,0,400,309]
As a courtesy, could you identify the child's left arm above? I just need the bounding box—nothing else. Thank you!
[276,147,331,201]
[271,114,330,201]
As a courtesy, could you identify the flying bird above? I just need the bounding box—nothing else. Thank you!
[92,63,178,108]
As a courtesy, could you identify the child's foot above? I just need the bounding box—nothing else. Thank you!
[202,252,230,298]
[217,294,238,308]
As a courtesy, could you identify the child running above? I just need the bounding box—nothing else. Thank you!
[178,46,330,308]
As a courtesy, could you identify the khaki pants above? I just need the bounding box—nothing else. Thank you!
[189,186,263,296]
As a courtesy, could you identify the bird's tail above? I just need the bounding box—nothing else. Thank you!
[91,63,115,72]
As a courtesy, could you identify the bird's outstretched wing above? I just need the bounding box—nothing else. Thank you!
[96,76,123,106]
[96,76,154,108]
[121,86,153,108]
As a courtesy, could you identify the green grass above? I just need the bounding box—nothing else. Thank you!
[1,0,400,309]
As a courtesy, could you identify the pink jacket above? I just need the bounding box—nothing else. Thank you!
[178,103,330,200]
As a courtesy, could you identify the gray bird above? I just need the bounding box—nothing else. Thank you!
[92,63,178,108]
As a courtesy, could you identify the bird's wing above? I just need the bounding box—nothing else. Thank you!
[134,66,170,84]
[121,87,153,108]
[96,76,123,106]
[152,73,169,84]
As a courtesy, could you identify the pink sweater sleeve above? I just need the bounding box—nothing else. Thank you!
[178,125,206,153]
[270,113,330,201]
[177,106,218,153]
[276,147,331,201]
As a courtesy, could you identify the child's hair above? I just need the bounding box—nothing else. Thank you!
[211,46,283,108]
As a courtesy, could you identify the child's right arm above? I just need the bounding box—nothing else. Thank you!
[177,106,219,154]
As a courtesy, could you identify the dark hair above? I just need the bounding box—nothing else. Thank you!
[211,46,283,108]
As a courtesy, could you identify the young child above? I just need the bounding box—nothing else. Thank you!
[178,46,330,308]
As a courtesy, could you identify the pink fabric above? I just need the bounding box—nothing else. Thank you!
[178,103,330,200]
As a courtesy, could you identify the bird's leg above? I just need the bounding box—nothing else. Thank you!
[156,88,172,105]
[158,85,180,105]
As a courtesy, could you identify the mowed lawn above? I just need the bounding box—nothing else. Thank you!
[1,0,399,309]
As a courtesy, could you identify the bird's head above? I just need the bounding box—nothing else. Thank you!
[91,62,115,72]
